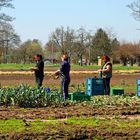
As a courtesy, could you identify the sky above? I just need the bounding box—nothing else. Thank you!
[4,0,140,45]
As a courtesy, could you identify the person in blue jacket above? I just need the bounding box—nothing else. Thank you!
[54,53,70,99]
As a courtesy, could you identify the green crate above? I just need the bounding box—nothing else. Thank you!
[110,88,124,96]
[69,92,90,101]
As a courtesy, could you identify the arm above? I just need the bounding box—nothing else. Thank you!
[54,69,60,75]
[30,67,38,71]
[98,65,111,72]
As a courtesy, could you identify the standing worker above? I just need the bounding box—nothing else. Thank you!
[31,54,44,88]
[54,53,70,100]
[98,55,112,95]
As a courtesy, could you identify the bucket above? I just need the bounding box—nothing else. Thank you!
[44,88,50,92]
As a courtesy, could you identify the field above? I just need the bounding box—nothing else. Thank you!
[0,64,140,139]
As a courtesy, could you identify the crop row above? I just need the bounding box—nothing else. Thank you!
[0,84,65,107]
[0,84,140,108]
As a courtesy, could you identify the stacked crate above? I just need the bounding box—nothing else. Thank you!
[137,79,140,96]
[86,78,104,96]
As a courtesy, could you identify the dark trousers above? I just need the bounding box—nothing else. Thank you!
[61,78,70,100]
[35,76,44,88]
[103,78,111,95]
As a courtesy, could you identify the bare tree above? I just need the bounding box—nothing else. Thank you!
[50,26,76,61]
[0,0,20,63]
[74,28,88,66]
[128,0,140,21]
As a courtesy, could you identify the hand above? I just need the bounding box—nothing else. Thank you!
[49,72,59,79]
[97,69,102,72]
[30,67,37,71]
[54,70,60,75]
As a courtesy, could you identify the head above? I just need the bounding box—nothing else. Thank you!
[102,55,110,62]
[61,54,69,62]
[34,54,43,61]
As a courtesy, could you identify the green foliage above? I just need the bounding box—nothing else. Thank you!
[89,95,140,107]
[0,84,66,107]
[91,28,112,61]
[0,84,140,108]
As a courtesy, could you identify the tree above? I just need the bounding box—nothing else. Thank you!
[51,26,75,56]
[132,42,140,66]
[51,26,65,53]
[128,0,140,21]
[114,43,136,66]
[111,38,120,62]
[91,28,112,63]
[85,31,93,65]
[0,0,20,63]
[74,28,88,66]
[19,40,43,64]
[63,27,75,61]
[0,0,14,23]
[44,40,59,63]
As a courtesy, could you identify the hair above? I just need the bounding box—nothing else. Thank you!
[61,53,69,61]
[102,55,110,61]
[36,54,43,60]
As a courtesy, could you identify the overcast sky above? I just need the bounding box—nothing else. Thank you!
[5,0,140,45]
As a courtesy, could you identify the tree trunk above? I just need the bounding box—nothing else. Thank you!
[120,57,127,66]
[80,55,83,66]
[136,57,140,66]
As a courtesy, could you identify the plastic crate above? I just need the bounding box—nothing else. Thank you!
[136,79,140,96]
[137,86,140,91]
[93,78,103,85]
[86,78,103,85]
[86,78,94,85]
[137,91,140,96]
[86,89,104,96]
[69,92,90,101]
[86,78,104,96]
[137,79,140,85]
[110,88,124,96]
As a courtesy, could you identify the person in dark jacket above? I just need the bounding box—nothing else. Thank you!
[54,54,70,99]
[98,55,112,95]
[31,54,44,88]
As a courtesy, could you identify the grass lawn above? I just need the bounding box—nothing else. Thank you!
[0,117,140,139]
[0,63,140,70]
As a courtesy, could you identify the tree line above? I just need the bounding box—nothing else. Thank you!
[0,0,140,66]
[1,26,140,66]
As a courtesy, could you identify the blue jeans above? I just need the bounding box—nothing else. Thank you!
[61,78,70,100]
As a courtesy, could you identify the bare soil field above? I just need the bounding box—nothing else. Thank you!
[0,72,139,86]
[0,72,138,94]
[0,71,140,139]
[0,105,140,139]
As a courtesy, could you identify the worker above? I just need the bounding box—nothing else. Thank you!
[31,54,44,88]
[54,53,70,99]
[98,55,112,95]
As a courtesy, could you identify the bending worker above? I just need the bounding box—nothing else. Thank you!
[98,55,112,95]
